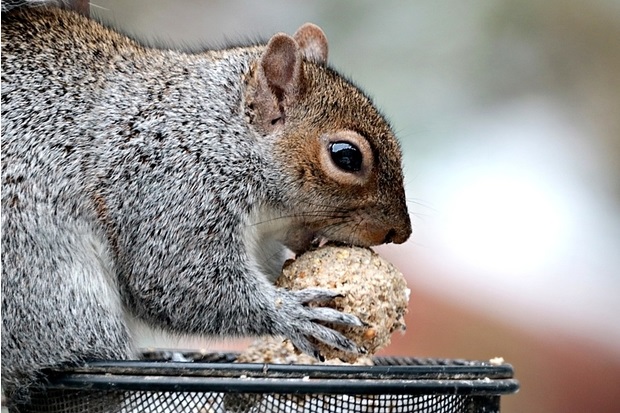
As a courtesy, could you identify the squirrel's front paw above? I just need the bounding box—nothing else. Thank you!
[274,288,365,359]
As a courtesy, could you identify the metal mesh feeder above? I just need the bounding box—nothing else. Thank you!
[14,351,519,413]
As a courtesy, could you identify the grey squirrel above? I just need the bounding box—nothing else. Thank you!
[1,1,412,406]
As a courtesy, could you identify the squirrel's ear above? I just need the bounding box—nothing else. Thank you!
[250,31,314,132]
[260,33,302,103]
[293,23,328,65]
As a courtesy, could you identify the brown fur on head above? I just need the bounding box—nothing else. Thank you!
[246,23,411,253]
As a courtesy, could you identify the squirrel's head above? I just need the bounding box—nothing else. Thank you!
[245,23,411,254]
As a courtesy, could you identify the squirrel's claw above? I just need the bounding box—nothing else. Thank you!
[291,288,343,304]
[287,322,362,357]
[305,306,364,327]
[291,288,364,327]
[304,322,362,354]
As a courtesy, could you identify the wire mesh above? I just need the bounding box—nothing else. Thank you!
[7,352,517,413]
[17,390,472,413]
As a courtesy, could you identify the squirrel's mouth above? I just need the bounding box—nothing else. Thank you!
[284,225,349,256]
[291,236,334,256]
[283,226,332,256]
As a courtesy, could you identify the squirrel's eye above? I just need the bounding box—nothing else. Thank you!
[329,141,362,172]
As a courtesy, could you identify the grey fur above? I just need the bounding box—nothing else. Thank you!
[1,4,410,407]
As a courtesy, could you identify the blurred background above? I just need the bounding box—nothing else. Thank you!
[93,1,620,412]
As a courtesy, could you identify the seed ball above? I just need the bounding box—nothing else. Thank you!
[276,244,410,363]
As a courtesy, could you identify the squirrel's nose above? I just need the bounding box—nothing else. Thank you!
[384,213,412,244]
[383,229,397,244]
[383,227,411,244]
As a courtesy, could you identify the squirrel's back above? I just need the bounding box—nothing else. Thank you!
[2,6,273,217]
